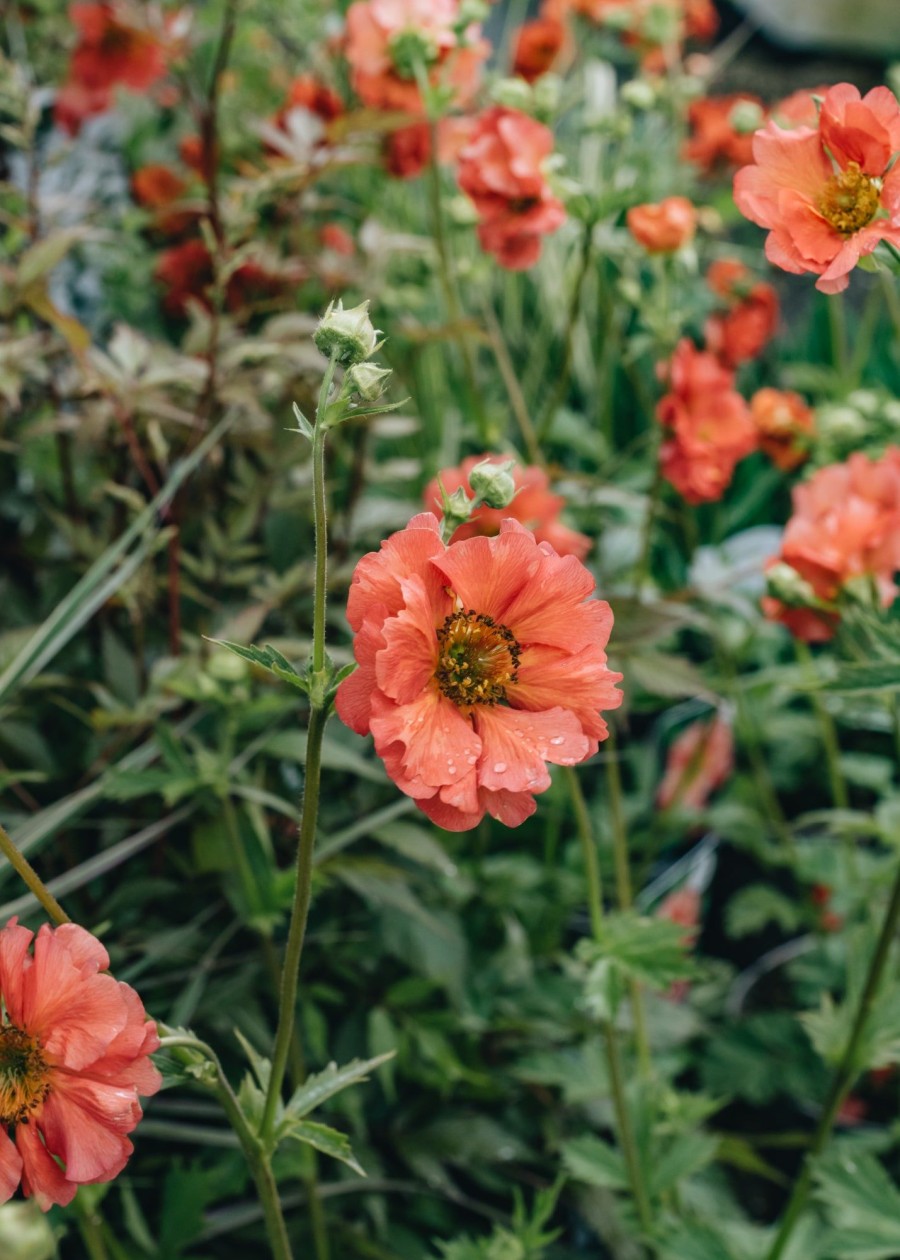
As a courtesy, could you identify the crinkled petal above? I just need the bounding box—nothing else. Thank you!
[474,704,589,794]
[512,642,622,737]
[430,527,540,624]
[370,687,478,798]
[376,574,444,704]
[17,1122,75,1210]
[0,1128,23,1205]
[39,1074,138,1184]
[0,917,34,1027]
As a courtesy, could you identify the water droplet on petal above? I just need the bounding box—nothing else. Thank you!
[493,761,507,774]
[549,735,566,746]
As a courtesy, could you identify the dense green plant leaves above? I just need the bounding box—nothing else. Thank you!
[814,1150,900,1259]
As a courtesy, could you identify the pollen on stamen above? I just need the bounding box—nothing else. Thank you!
[818,162,881,235]
[435,610,521,707]
[0,1025,51,1126]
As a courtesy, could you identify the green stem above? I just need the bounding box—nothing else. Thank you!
[0,822,70,925]
[535,221,595,443]
[221,794,259,913]
[312,355,338,674]
[764,858,900,1260]
[634,449,663,592]
[74,1197,109,1260]
[795,640,848,812]
[566,766,654,1243]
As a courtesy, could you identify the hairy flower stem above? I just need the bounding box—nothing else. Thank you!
[425,128,492,445]
[0,822,70,925]
[764,857,900,1260]
[535,221,594,443]
[74,1197,109,1260]
[262,356,338,1145]
[566,767,654,1243]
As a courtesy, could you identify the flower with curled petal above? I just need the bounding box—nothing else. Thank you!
[336,513,621,830]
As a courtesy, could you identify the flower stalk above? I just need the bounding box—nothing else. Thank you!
[0,822,70,925]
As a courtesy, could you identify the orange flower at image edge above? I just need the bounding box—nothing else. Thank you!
[335,514,622,831]
[0,918,160,1209]
[424,455,591,559]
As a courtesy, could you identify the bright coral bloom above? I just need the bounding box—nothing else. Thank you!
[734,84,900,294]
[684,94,763,173]
[513,16,567,83]
[657,715,734,810]
[626,196,697,253]
[335,513,621,831]
[657,339,757,504]
[0,918,160,1210]
[424,455,591,559]
[457,107,566,269]
[751,388,815,472]
[704,259,779,367]
[764,447,900,640]
[345,0,487,113]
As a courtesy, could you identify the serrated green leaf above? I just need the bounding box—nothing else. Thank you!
[815,1150,900,1258]
[725,886,801,939]
[210,640,310,692]
[284,1119,365,1175]
[579,912,696,991]
[561,1135,629,1190]
[281,1052,394,1128]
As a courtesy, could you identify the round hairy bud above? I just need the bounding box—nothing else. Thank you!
[314,299,378,365]
[469,458,517,509]
[766,562,819,609]
[347,362,392,402]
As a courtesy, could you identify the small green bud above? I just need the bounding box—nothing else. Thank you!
[444,484,474,524]
[817,403,867,443]
[347,361,392,402]
[766,562,818,609]
[469,458,517,509]
[388,28,438,79]
[728,100,765,135]
[845,388,880,417]
[490,76,534,113]
[533,73,563,117]
[314,299,378,365]
[620,79,657,111]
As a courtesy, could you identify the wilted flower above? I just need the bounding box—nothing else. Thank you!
[424,455,591,558]
[734,83,900,293]
[626,196,697,253]
[763,447,900,640]
[750,388,815,471]
[457,106,566,269]
[314,299,379,364]
[336,514,621,830]
[0,918,160,1209]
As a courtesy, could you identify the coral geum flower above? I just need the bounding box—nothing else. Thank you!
[751,388,815,472]
[657,714,734,810]
[336,514,621,831]
[763,447,900,641]
[657,339,757,505]
[684,94,764,173]
[513,16,568,83]
[704,259,779,367]
[0,919,160,1209]
[457,107,566,269]
[626,196,697,253]
[734,84,900,293]
[424,455,591,559]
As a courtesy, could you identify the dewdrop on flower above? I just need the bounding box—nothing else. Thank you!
[314,299,379,365]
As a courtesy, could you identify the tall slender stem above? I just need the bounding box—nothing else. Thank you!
[311,356,337,674]
[764,858,900,1260]
[0,822,70,925]
[795,640,848,811]
[566,766,654,1242]
[535,221,594,442]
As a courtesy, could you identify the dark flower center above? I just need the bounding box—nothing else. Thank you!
[818,163,880,235]
[0,1024,50,1125]
[435,610,521,707]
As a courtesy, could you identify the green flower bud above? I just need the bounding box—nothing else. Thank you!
[388,28,438,80]
[314,299,379,365]
[728,100,765,135]
[490,77,534,114]
[469,458,517,509]
[817,403,867,443]
[620,79,657,111]
[845,388,880,417]
[766,562,818,609]
[347,361,392,402]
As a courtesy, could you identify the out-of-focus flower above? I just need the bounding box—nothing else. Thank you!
[704,259,779,367]
[626,196,697,252]
[55,2,172,134]
[155,241,284,318]
[657,339,757,504]
[457,106,566,268]
[384,114,476,179]
[276,74,344,128]
[320,223,356,255]
[751,388,815,472]
[513,16,567,83]
[424,454,591,558]
[657,714,734,810]
[770,85,829,130]
[734,83,900,294]
[683,93,765,173]
[763,446,900,640]
[657,887,701,944]
[0,918,160,1210]
[178,134,205,173]
[335,513,621,831]
[545,0,717,67]
[345,0,488,113]
[131,164,196,237]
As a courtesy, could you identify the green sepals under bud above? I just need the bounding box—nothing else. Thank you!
[468,458,517,509]
[346,361,392,403]
[388,28,438,80]
[490,76,535,115]
[314,299,379,366]
[766,562,820,609]
[439,481,476,541]
[729,100,765,135]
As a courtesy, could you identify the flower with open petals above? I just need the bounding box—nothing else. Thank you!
[424,455,590,559]
[763,447,900,640]
[336,514,621,831]
[626,196,697,253]
[657,339,757,504]
[0,918,160,1210]
[704,259,779,367]
[734,83,900,294]
[457,106,566,269]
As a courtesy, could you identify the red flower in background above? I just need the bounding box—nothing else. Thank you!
[763,447,900,641]
[734,84,900,293]
[335,514,621,831]
[155,241,285,318]
[684,94,764,173]
[513,16,567,82]
[276,74,344,127]
[704,259,779,367]
[424,455,591,559]
[345,0,487,113]
[0,918,160,1209]
[657,339,757,504]
[457,107,566,269]
[657,715,734,810]
[626,196,697,253]
[751,388,815,472]
[131,164,196,236]
[55,2,171,134]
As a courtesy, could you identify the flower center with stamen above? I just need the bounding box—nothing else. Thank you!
[0,1024,50,1125]
[435,610,521,707]
[818,163,881,235]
